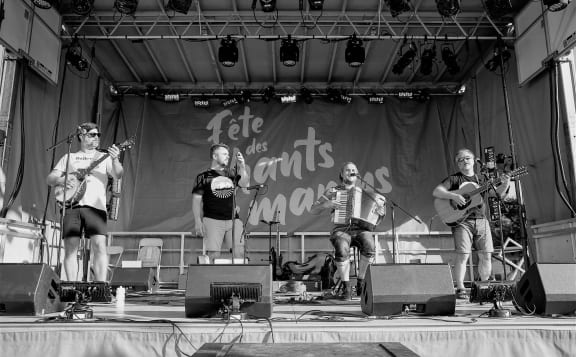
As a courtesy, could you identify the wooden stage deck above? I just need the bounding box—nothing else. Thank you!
[0,289,574,357]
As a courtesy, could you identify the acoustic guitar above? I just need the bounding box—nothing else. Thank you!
[434,166,527,226]
[54,136,135,208]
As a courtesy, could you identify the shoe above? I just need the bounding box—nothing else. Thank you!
[356,278,364,297]
[340,281,352,300]
[456,288,469,300]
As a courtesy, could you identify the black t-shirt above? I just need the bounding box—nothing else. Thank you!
[440,172,487,219]
[192,169,240,220]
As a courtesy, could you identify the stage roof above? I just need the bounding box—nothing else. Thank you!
[58,0,531,96]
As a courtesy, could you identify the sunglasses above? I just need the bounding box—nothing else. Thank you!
[85,133,101,138]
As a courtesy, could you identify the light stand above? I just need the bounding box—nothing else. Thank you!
[354,175,422,263]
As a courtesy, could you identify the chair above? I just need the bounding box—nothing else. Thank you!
[137,238,163,284]
[89,245,124,281]
[106,245,124,281]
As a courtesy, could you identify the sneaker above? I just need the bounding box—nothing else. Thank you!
[456,288,469,300]
[356,278,364,297]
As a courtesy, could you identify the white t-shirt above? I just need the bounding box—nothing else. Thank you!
[54,151,113,211]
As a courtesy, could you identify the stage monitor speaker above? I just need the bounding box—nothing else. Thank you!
[361,264,456,316]
[110,267,158,292]
[515,263,576,315]
[0,263,64,315]
[185,264,272,318]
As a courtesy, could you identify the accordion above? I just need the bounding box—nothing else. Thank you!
[332,187,386,231]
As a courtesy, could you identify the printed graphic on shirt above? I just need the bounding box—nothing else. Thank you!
[211,176,234,198]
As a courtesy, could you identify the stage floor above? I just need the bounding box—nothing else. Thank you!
[1,290,575,357]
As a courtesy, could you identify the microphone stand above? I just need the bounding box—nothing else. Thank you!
[45,129,77,278]
[241,185,264,263]
[230,164,239,265]
[261,213,280,280]
[484,173,508,280]
[354,175,422,264]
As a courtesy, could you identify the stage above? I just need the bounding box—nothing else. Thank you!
[0,289,574,357]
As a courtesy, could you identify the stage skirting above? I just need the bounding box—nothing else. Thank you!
[0,302,574,357]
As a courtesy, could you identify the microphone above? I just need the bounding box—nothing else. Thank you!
[244,184,265,190]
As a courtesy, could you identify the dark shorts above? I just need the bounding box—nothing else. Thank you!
[62,206,107,238]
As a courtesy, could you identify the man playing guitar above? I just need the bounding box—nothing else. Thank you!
[47,122,123,281]
[432,148,510,300]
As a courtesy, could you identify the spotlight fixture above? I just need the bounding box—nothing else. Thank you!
[326,88,352,104]
[166,0,192,14]
[193,96,210,108]
[436,0,460,17]
[366,94,385,104]
[485,40,511,72]
[280,94,297,104]
[240,89,252,103]
[114,0,139,16]
[31,0,56,9]
[441,44,460,75]
[420,44,436,75]
[385,0,411,17]
[218,35,238,67]
[222,97,240,108]
[145,84,161,97]
[300,87,313,104]
[308,0,324,10]
[345,34,365,67]
[108,84,122,101]
[280,35,299,67]
[392,42,417,75]
[483,0,512,20]
[72,0,94,15]
[164,94,180,102]
[543,0,571,11]
[262,86,276,103]
[259,0,276,12]
[66,40,88,72]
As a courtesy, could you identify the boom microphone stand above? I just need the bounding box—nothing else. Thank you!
[353,174,422,263]
[45,129,77,278]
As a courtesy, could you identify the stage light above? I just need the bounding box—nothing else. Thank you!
[259,0,276,12]
[326,88,352,104]
[262,86,275,103]
[193,96,210,108]
[66,40,88,72]
[436,0,460,17]
[222,97,240,108]
[166,0,192,14]
[543,0,571,11]
[145,84,161,97]
[441,44,460,75]
[385,0,411,17]
[114,0,139,16]
[164,94,180,102]
[32,0,56,9]
[470,281,515,318]
[72,0,94,15]
[300,87,313,104]
[218,36,238,67]
[280,35,299,67]
[420,44,436,75]
[366,94,385,104]
[240,89,252,103]
[485,40,511,72]
[280,94,297,104]
[345,34,365,67]
[483,0,512,20]
[308,0,324,10]
[392,42,417,75]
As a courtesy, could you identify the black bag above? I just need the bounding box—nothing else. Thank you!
[280,253,336,289]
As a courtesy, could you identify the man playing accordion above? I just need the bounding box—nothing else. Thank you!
[311,162,386,300]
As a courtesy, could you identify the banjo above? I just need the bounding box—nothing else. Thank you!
[54,137,135,208]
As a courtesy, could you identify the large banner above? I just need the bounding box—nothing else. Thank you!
[109,96,472,233]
